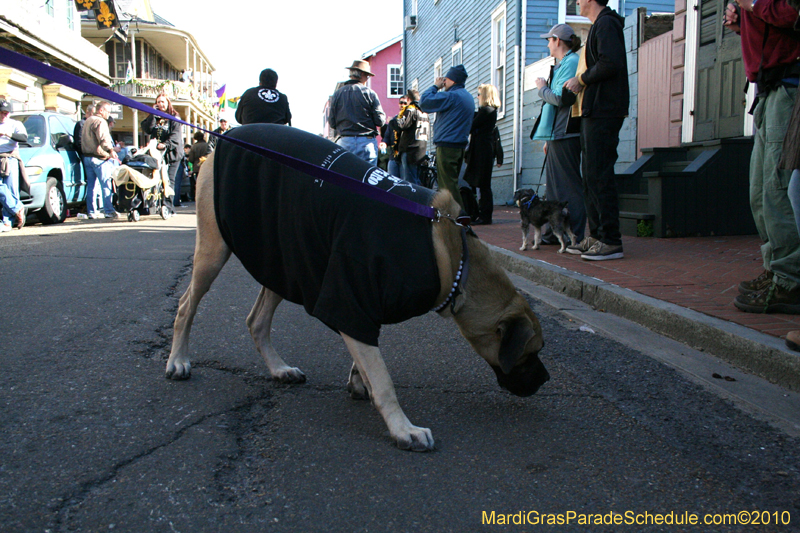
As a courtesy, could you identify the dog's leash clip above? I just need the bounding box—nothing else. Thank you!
[433,209,472,228]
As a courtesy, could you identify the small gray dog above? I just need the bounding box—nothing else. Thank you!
[513,189,577,253]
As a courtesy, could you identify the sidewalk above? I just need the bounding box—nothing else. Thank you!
[473,207,800,391]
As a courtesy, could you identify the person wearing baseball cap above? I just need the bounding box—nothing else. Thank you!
[327,60,386,165]
[419,65,475,209]
[0,99,28,231]
[531,24,586,244]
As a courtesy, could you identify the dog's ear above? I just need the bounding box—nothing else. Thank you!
[497,316,533,374]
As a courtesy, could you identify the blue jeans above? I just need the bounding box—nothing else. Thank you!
[400,153,421,185]
[83,156,115,216]
[1,159,22,225]
[388,158,400,178]
[337,136,378,166]
[174,160,187,205]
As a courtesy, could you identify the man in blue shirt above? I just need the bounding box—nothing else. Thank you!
[420,65,474,209]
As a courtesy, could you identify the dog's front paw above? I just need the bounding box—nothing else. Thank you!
[394,425,435,452]
[273,367,306,384]
[557,247,566,253]
[165,360,191,380]
[519,244,527,251]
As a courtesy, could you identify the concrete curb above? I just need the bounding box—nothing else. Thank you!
[487,244,800,392]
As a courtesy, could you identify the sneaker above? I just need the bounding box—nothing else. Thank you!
[566,236,598,255]
[738,270,773,295]
[77,213,89,220]
[1,223,11,233]
[105,211,120,219]
[581,241,624,261]
[734,282,800,314]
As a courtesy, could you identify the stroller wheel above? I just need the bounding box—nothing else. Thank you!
[160,205,172,220]
[131,210,140,222]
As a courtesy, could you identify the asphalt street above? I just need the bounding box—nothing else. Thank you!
[1,210,798,533]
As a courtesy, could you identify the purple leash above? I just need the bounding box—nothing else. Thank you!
[0,46,438,221]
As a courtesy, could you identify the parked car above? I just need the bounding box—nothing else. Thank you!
[11,111,87,224]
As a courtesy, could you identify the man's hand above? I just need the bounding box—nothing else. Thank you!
[735,0,753,12]
[535,77,548,90]
[724,3,742,30]
[434,77,446,89]
[543,142,548,156]
[157,143,166,151]
[564,76,584,94]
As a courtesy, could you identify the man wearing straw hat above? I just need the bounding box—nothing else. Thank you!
[328,60,386,166]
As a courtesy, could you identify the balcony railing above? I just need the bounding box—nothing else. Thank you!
[109,78,216,116]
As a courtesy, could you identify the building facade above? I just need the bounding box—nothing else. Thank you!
[0,0,108,116]
[80,0,217,148]
[403,0,673,203]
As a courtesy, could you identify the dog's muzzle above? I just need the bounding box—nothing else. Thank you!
[492,354,550,397]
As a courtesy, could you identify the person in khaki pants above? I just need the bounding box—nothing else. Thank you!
[724,0,800,315]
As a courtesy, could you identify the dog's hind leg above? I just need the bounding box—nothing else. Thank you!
[532,226,543,250]
[246,287,306,384]
[347,363,370,400]
[341,333,434,451]
[565,225,578,248]
[166,156,230,380]
[554,230,568,253]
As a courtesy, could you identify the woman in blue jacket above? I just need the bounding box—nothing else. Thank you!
[531,24,585,243]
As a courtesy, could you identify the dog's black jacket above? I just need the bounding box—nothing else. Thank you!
[214,125,441,346]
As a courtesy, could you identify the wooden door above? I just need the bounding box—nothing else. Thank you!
[693,0,746,141]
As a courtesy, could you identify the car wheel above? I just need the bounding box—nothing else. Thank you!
[37,178,67,225]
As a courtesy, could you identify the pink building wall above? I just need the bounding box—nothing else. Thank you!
[363,38,403,139]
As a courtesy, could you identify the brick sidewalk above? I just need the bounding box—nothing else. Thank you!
[474,207,800,340]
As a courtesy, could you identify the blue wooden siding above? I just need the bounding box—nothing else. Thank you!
[404,0,520,201]
[524,0,674,65]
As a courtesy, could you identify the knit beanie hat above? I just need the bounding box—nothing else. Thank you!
[444,65,468,85]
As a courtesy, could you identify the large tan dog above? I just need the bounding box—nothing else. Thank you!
[166,146,548,452]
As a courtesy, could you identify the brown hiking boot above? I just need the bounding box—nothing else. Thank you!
[786,330,800,351]
[738,270,773,295]
[734,282,800,314]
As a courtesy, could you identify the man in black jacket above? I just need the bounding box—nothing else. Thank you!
[564,0,629,261]
[327,60,386,166]
[235,69,292,127]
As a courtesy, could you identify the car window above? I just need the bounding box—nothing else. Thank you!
[15,115,45,147]
[49,116,71,147]
[56,115,77,138]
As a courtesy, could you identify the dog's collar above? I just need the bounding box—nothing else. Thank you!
[522,194,537,210]
[432,226,470,315]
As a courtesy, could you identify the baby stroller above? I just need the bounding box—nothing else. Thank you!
[112,143,173,222]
